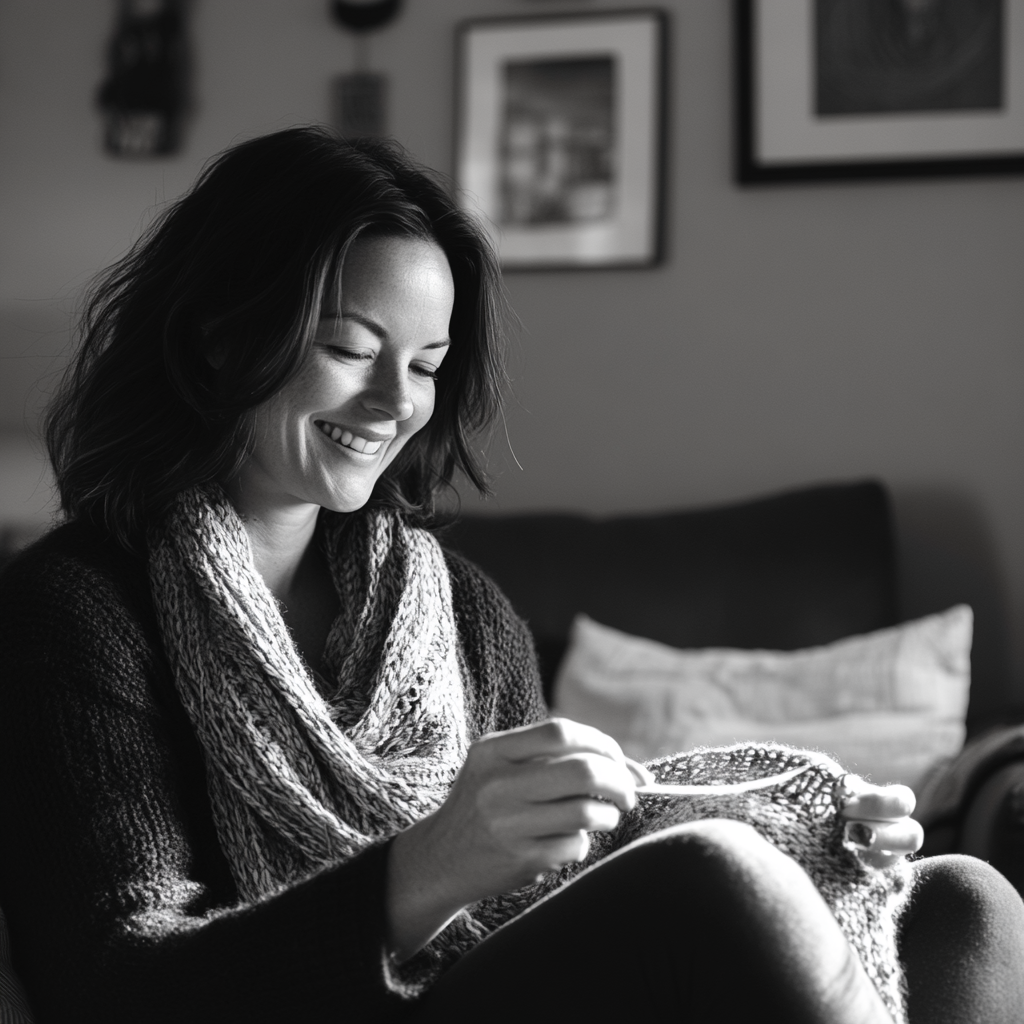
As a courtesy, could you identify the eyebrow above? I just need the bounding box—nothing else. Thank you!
[337,310,451,349]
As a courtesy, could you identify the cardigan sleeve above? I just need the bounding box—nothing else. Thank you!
[0,530,408,1024]
[442,549,548,739]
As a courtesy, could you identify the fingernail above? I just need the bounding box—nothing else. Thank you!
[626,758,655,786]
[843,821,876,849]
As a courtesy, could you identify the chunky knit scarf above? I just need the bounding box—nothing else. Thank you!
[149,485,469,900]
[149,486,910,1020]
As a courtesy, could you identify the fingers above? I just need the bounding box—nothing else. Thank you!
[844,816,924,856]
[626,757,655,787]
[532,831,591,870]
[857,848,911,870]
[499,797,623,840]
[494,752,638,813]
[472,719,641,813]
[481,718,628,769]
[838,776,916,821]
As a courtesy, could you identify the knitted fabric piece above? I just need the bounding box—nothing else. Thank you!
[451,745,909,1021]
[148,486,469,902]
[446,744,910,1024]
[149,488,909,1016]
[637,746,911,1023]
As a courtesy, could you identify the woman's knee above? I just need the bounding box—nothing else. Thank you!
[905,856,1024,958]
[614,818,805,899]
[906,854,1024,943]
[598,817,833,947]
[900,855,1024,1024]
[620,817,774,874]
[601,820,887,1022]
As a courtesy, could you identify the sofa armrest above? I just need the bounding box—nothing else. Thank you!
[958,761,1024,893]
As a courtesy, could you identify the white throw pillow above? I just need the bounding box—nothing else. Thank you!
[551,606,972,793]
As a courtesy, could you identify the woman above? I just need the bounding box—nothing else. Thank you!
[0,126,1020,1024]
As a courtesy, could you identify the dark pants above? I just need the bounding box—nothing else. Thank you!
[408,821,1024,1024]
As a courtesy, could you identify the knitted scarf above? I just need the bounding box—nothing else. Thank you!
[149,486,910,1020]
[148,485,469,900]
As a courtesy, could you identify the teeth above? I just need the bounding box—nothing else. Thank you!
[318,422,383,455]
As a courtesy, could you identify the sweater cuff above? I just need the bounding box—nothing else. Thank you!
[382,908,491,1000]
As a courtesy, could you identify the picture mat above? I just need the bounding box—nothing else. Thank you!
[756,0,1024,164]
[458,16,660,266]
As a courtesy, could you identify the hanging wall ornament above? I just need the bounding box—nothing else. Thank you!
[329,0,403,138]
[97,0,189,157]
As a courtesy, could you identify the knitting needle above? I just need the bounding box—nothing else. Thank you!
[635,763,812,797]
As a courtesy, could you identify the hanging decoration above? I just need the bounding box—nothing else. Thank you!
[97,0,189,157]
[329,0,404,138]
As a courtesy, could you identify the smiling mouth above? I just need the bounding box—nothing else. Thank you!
[316,420,389,454]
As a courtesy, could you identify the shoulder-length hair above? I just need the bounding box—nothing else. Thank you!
[45,126,508,548]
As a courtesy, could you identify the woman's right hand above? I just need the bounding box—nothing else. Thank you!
[385,717,651,961]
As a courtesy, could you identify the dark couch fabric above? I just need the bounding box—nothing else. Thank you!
[917,725,1024,892]
[441,480,900,700]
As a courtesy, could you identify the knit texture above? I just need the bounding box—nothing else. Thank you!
[0,519,544,1023]
[147,488,910,1018]
[149,486,470,901]
[435,745,911,1024]
[626,746,910,1023]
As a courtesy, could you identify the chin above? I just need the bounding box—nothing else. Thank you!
[317,482,377,514]
[320,495,372,515]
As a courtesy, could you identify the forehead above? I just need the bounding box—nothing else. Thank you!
[322,234,452,309]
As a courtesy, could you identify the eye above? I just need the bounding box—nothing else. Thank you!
[412,364,439,381]
[321,345,372,362]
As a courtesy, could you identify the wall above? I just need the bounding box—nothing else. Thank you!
[1,0,1023,721]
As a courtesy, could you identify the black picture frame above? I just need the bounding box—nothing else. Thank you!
[455,9,668,270]
[736,0,1024,184]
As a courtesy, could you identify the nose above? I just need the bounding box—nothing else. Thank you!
[364,358,415,422]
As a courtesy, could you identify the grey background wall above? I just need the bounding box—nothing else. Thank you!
[1,0,1022,722]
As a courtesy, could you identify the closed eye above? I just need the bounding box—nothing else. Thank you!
[322,345,438,381]
[322,345,372,362]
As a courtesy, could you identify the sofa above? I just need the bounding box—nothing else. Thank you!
[441,479,1024,891]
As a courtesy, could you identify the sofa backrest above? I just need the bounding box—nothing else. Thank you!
[441,480,899,698]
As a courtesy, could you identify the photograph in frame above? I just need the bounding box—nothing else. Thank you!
[455,10,667,269]
[736,0,1024,182]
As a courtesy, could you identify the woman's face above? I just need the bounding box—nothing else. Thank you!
[231,234,454,518]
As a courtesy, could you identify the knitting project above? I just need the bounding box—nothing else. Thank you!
[149,486,910,1020]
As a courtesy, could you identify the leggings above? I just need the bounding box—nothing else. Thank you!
[406,820,1024,1024]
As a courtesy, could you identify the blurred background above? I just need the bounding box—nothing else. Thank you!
[1,0,1022,718]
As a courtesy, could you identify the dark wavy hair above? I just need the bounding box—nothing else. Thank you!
[45,126,508,548]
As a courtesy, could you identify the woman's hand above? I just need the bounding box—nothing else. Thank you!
[838,775,924,869]
[386,717,649,960]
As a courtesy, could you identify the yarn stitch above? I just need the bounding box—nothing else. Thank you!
[458,744,911,1024]
[148,485,469,901]
[149,486,910,1018]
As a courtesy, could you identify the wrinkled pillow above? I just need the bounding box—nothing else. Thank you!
[552,606,972,793]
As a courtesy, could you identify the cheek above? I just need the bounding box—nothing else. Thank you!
[257,395,299,449]
[409,388,436,433]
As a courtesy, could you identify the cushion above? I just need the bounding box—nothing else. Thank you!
[552,606,972,793]
[442,481,900,696]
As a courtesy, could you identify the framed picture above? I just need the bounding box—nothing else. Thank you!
[455,10,667,270]
[736,0,1024,183]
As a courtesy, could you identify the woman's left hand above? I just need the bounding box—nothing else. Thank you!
[838,775,924,869]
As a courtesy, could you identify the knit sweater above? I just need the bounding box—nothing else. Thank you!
[0,521,546,1024]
